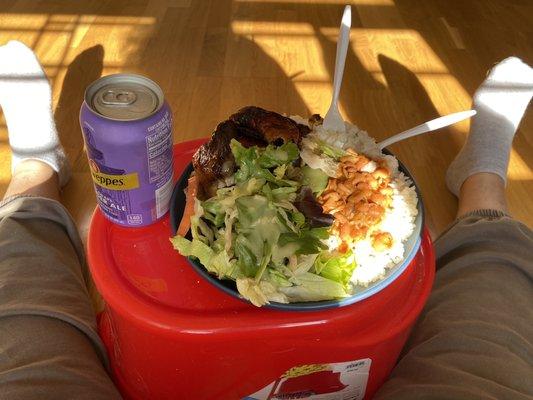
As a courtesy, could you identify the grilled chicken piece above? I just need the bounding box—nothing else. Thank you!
[230,106,310,145]
[192,121,237,198]
[235,125,268,148]
[193,106,311,199]
[308,114,323,129]
[192,120,267,198]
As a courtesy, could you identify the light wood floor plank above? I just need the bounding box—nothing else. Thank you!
[0,0,531,240]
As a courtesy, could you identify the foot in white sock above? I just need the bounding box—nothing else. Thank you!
[446,57,533,196]
[0,40,70,187]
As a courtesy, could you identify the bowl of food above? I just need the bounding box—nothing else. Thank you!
[170,106,423,310]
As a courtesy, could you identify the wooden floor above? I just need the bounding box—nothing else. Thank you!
[0,0,532,240]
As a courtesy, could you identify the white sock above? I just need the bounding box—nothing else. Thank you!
[446,57,533,196]
[0,40,70,186]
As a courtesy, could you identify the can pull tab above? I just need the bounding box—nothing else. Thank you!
[101,90,137,106]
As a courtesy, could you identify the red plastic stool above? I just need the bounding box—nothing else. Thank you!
[88,140,435,400]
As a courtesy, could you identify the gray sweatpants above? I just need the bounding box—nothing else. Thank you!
[0,196,531,400]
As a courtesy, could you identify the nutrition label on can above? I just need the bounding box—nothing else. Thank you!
[244,359,371,400]
[155,177,173,218]
[146,110,173,218]
[146,111,173,183]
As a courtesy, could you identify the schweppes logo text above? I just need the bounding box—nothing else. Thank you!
[91,170,140,190]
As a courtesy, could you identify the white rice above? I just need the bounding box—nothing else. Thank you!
[350,176,418,287]
[291,116,419,288]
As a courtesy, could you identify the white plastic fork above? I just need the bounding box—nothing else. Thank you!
[322,5,351,133]
[377,110,477,150]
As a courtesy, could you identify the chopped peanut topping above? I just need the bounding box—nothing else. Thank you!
[317,149,394,252]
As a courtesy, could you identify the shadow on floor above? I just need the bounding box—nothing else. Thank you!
[54,45,104,168]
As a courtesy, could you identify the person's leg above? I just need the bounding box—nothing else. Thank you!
[450,56,530,218]
[0,40,69,186]
[375,58,533,399]
[3,160,60,201]
[445,57,532,197]
[456,172,507,217]
[0,41,120,399]
[0,194,122,400]
[375,210,532,400]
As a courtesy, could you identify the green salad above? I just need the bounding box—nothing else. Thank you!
[171,139,356,306]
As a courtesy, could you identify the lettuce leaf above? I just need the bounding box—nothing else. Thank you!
[230,139,300,187]
[302,165,329,194]
[280,272,348,302]
[259,142,299,167]
[170,235,238,279]
[315,138,346,159]
[234,195,284,280]
[313,249,356,288]
[277,228,328,255]
[236,277,289,306]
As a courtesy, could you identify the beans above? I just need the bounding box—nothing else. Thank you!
[336,183,351,196]
[321,191,340,202]
[350,173,367,185]
[370,192,387,207]
[335,213,348,223]
[347,192,363,204]
[368,177,379,190]
[379,186,393,196]
[338,242,349,254]
[322,197,343,212]
[373,167,390,181]
[328,205,345,214]
[371,232,393,251]
[317,148,395,252]
[340,223,352,241]
[326,179,337,191]
[354,156,370,170]
[340,154,358,163]
[356,182,370,191]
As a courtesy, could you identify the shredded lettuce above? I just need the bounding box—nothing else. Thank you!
[236,277,289,306]
[170,138,358,306]
[315,138,346,159]
[302,165,329,194]
[231,139,300,186]
[277,228,328,256]
[300,134,347,177]
[313,249,357,289]
[170,236,238,279]
[280,272,348,302]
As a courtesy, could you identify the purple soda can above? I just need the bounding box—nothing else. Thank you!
[80,74,173,227]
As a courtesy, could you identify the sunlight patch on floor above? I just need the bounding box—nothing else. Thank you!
[0,12,158,105]
[231,20,470,124]
[0,12,158,187]
[234,0,395,4]
[509,148,533,180]
[417,75,471,117]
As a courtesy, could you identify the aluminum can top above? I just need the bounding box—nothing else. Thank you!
[85,73,163,121]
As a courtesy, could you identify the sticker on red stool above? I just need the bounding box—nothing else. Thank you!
[244,358,371,399]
